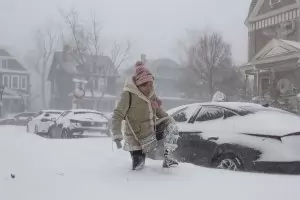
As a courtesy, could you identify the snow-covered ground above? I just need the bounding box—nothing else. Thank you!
[1,126,300,200]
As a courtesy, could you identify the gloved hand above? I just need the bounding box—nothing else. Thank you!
[114,139,122,149]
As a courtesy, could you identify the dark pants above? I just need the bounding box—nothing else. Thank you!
[130,150,146,157]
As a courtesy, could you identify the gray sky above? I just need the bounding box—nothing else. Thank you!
[1,0,251,66]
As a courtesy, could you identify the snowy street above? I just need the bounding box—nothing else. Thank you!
[0,126,299,200]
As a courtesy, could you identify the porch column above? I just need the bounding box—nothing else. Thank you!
[256,69,260,96]
[244,74,249,94]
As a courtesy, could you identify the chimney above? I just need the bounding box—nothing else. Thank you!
[63,44,72,62]
[141,54,146,64]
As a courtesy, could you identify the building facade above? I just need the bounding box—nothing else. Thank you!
[48,46,119,112]
[0,49,30,116]
[242,0,300,112]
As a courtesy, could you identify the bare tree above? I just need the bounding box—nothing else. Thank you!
[186,30,232,98]
[60,8,131,109]
[60,9,101,109]
[28,28,57,108]
[110,40,131,70]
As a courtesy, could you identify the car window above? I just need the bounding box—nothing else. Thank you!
[224,109,238,119]
[45,112,62,118]
[172,105,199,123]
[195,106,224,122]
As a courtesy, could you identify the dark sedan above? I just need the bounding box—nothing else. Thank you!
[152,102,300,175]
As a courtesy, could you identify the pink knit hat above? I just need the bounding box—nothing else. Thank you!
[134,61,154,86]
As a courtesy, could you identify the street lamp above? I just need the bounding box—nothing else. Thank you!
[0,84,5,118]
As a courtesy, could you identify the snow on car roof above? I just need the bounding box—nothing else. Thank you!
[167,102,264,115]
[41,110,64,113]
[68,109,104,114]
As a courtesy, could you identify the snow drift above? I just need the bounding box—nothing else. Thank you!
[1,126,300,200]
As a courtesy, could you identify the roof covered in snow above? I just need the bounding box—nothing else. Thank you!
[241,39,300,68]
[48,51,119,81]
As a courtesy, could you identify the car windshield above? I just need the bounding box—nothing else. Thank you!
[45,112,62,117]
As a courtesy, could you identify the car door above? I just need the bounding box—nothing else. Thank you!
[28,111,43,132]
[170,104,202,163]
[180,106,228,166]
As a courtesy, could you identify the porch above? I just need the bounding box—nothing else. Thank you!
[241,39,300,113]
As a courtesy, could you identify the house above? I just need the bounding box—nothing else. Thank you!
[0,49,30,116]
[48,46,119,112]
[119,57,198,109]
[241,0,300,112]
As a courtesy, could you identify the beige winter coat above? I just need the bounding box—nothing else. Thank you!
[111,77,168,151]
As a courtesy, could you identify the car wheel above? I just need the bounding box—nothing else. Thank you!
[47,128,52,138]
[34,125,39,134]
[213,154,243,171]
[61,129,70,139]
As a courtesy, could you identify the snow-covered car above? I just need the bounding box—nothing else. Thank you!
[0,112,36,126]
[48,109,109,138]
[155,102,300,175]
[27,110,63,135]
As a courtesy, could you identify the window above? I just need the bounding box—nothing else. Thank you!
[195,107,224,122]
[271,17,275,25]
[289,11,293,20]
[282,13,285,21]
[269,0,280,7]
[21,76,27,90]
[293,10,297,18]
[1,60,8,69]
[172,105,200,123]
[11,76,19,89]
[98,78,106,92]
[2,75,10,87]
[275,15,278,24]
[278,14,282,22]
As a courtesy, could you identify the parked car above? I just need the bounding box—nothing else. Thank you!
[151,102,300,175]
[27,110,63,136]
[0,112,37,126]
[48,109,109,138]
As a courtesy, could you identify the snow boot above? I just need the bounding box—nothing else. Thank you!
[131,151,146,170]
[132,155,145,170]
[162,150,178,168]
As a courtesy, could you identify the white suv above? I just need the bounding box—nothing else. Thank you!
[27,110,63,136]
[49,109,109,138]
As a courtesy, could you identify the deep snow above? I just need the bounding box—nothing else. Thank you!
[1,126,300,200]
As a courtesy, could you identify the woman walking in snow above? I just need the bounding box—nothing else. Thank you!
[111,61,179,170]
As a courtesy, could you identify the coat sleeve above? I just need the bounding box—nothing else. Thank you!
[156,106,168,119]
[111,91,130,141]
